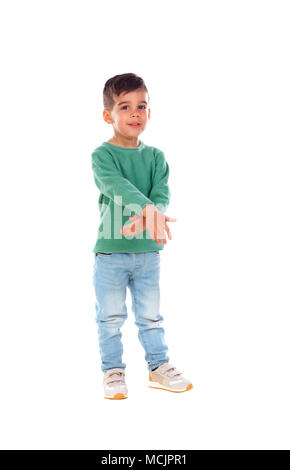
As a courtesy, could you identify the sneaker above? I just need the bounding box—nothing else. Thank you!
[148,363,193,393]
[103,368,128,400]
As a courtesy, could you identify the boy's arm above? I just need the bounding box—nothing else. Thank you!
[92,149,154,216]
[148,150,171,214]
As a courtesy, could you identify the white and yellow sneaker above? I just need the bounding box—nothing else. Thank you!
[103,368,128,400]
[148,363,193,393]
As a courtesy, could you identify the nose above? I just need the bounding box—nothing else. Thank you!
[130,106,140,117]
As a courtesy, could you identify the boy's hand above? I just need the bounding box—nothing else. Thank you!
[120,204,177,245]
[143,205,176,245]
[120,214,146,237]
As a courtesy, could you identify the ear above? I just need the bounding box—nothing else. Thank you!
[103,109,113,124]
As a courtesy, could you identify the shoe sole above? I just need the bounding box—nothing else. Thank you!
[148,381,193,393]
[104,393,128,400]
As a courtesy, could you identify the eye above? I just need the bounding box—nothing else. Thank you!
[121,105,147,110]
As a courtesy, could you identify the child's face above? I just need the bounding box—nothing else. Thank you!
[103,88,151,139]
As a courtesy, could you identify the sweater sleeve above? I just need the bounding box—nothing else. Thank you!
[148,150,171,214]
[91,149,153,216]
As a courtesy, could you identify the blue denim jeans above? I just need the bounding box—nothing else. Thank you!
[93,251,169,372]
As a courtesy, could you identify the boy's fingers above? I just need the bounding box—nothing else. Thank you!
[165,224,172,240]
[148,226,155,240]
[165,216,177,222]
[156,227,167,245]
[121,223,135,234]
[158,222,167,238]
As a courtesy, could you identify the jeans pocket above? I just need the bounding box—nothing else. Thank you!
[97,252,114,257]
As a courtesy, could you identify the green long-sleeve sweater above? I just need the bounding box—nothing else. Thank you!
[91,140,171,253]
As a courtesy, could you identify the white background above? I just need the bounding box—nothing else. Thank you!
[0,0,289,450]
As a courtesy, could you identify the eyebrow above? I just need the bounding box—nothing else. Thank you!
[118,101,148,106]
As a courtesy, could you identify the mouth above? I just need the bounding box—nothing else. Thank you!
[127,123,142,128]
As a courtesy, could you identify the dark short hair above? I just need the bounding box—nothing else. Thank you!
[103,73,149,110]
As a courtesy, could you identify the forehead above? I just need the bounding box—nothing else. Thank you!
[115,89,148,105]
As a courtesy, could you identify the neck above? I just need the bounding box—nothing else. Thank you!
[108,135,140,148]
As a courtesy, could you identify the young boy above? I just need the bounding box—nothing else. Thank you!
[91,73,193,399]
